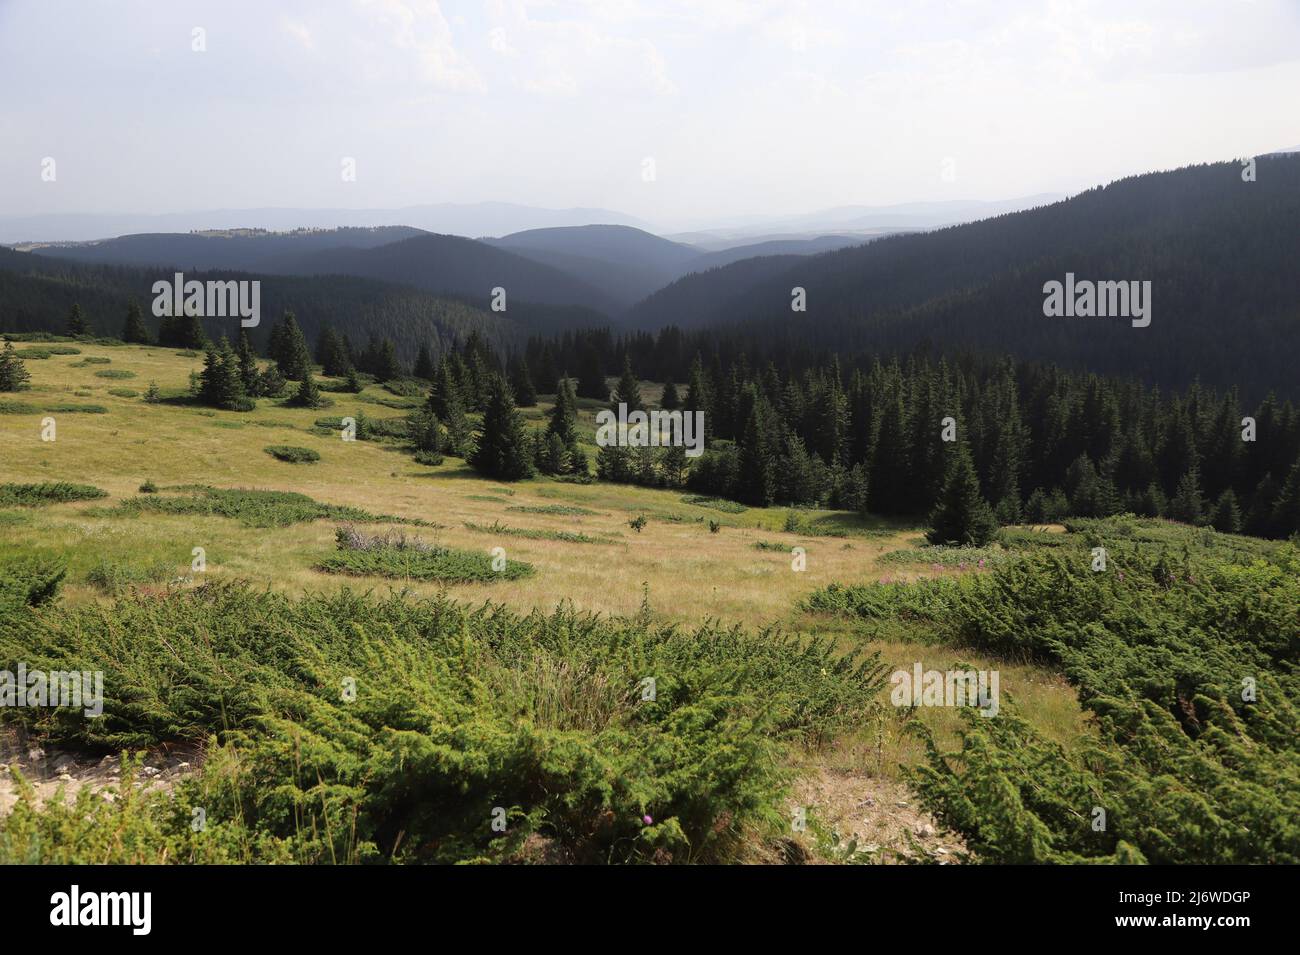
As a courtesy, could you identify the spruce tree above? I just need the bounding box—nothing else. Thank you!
[428,357,460,419]
[470,373,535,480]
[927,446,999,545]
[272,312,312,380]
[407,408,442,453]
[441,387,472,457]
[122,301,151,344]
[236,329,260,396]
[660,380,681,410]
[66,303,90,336]
[1271,459,1300,538]
[509,356,537,407]
[199,337,246,410]
[413,343,436,381]
[179,312,208,350]
[611,354,644,413]
[288,373,324,408]
[317,326,351,377]
[0,341,32,391]
[1245,472,1279,537]
[1168,467,1206,525]
[541,376,581,473]
[375,339,402,382]
[1209,489,1242,533]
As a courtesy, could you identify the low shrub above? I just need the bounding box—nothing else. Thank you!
[264,445,320,464]
[0,581,885,863]
[0,483,108,507]
[111,486,424,528]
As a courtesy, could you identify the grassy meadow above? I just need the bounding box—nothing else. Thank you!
[4,340,1290,863]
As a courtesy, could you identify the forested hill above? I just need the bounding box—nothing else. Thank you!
[627,156,1300,400]
[26,226,424,270]
[0,248,605,362]
[31,229,623,318]
[266,232,625,315]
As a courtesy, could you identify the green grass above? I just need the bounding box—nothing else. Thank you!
[84,556,177,593]
[93,369,135,379]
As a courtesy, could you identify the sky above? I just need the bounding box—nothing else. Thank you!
[2,0,1298,231]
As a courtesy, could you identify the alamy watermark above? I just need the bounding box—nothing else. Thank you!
[595,404,705,458]
[0,664,103,717]
[1043,272,1150,328]
[890,663,999,717]
[152,271,260,328]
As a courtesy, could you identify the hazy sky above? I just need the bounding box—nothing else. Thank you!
[3,0,1298,229]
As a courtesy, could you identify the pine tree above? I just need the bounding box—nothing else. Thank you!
[1168,466,1206,525]
[869,388,910,515]
[1245,472,1279,537]
[66,303,90,336]
[288,373,325,409]
[509,356,537,407]
[611,353,647,407]
[257,364,286,398]
[179,312,207,350]
[661,444,688,487]
[236,329,260,395]
[413,343,436,381]
[684,355,709,414]
[428,357,459,418]
[317,326,351,377]
[1209,489,1242,533]
[375,339,402,382]
[736,391,775,506]
[927,446,999,545]
[0,341,32,391]
[122,301,150,344]
[407,408,442,453]
[661,380,681,410]
[1023,487,1049,524]
[272,312,312,380]
[198,337,247,410]
[540,376,581,473]
[470,374,535,480]
[596,443,635,483]
[440,386,472,457]
[345,366,362,393]
[1271,459,1300,538]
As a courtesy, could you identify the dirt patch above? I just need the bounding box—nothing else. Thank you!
[0,728,200,815]
[787,768,966,864]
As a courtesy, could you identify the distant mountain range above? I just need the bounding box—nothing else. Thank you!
[0,194,1063,246]
[0,202,650,245]
[22,223,882,314]
[4,157,1297,398]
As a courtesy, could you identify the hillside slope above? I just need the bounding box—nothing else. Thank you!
[634,157,1300,397]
